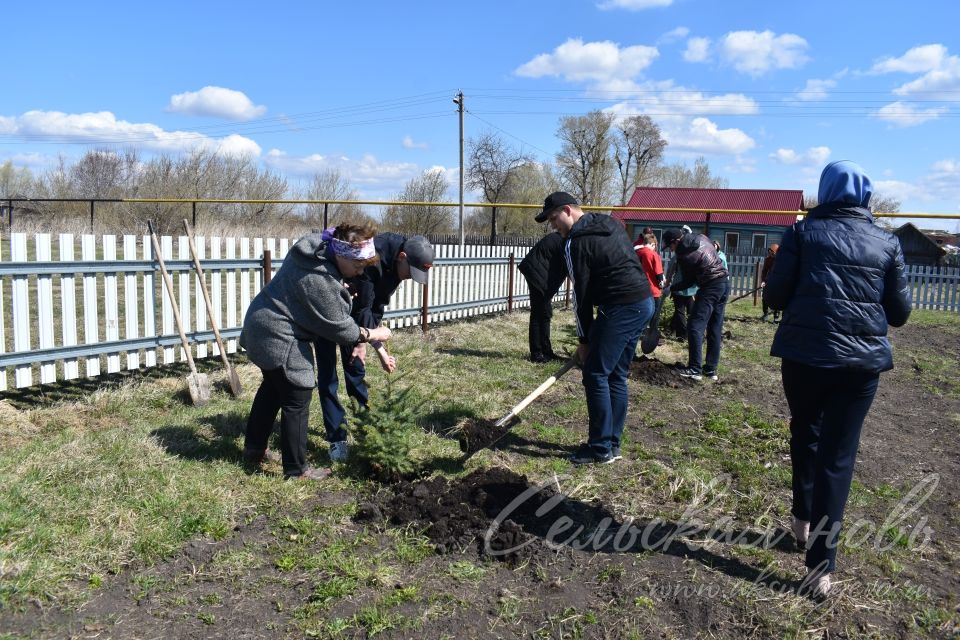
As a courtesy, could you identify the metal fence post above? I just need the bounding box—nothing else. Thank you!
[89,200,95,233]
[5,200,11,232]
[421,283,429,333]
[754,259,763,305]
[192,201,197,228]
[263,249,272,284]
[323,203,329,229]
[507,252,514,313]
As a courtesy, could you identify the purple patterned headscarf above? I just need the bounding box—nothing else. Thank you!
[321,227,376,261]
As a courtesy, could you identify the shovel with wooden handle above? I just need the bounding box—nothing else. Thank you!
[148,221,211,407]
[460,356,578,459]
[729,285,763,304]
[183,219,242,397]
[495,356,577,427]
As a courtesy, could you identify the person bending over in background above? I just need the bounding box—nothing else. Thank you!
[316,233,434,462]
[764,161,911,598]
[663,228,729,382]
[240,224,392,480]
[665,227,697,341]
[519,231,568,363]
[537,191,653,465]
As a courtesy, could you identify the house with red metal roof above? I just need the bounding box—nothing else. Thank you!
[612,187,804,254]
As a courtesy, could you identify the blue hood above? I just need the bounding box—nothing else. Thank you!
[818,160,873,207]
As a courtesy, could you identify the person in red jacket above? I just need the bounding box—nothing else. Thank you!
[634,232,664,337]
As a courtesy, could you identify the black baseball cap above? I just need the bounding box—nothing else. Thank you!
[535,191,578,223]
[402,235,434,284]
[662,228,685,245]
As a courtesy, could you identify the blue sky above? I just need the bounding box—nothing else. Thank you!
[2,0,959,227]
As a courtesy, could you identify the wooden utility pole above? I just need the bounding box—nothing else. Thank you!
[453,91,465,247]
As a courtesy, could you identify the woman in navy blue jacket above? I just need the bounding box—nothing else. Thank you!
[763,161,911,598]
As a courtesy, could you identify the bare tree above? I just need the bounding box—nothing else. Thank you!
[612,115,667,204]
[555,110,615,204]
[466,131,533,240]
[381,169,453,235]
[0,160,39,197]
[466,161,561,237]
[653,156,728,189]
[305,168,373,228]
[804,190,901,230]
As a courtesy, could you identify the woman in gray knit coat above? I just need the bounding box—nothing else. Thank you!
[240,223,392,479]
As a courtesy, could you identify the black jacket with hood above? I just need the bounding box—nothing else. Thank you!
[565,213,652,342]
[519,232,567,296]
[670,233,728,292]
[763,203,911,372]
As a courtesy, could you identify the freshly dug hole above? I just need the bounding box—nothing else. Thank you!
[630,357,699,388]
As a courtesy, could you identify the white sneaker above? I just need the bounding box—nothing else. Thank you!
[791,516,810,547]
[802,571,831,598]
[329,440,349,462]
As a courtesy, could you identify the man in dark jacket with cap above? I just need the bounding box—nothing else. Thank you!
[316,233,434,462]
[537,191,654,464]
[519,232,567,362]
[663,227,729,381]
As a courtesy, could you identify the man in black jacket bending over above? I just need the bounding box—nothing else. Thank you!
[519,232,567,362]
[536,192,654,464]
[662,228,729,382]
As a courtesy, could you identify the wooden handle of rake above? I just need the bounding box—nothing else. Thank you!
[148,221,200,376]
[182,219,242,396]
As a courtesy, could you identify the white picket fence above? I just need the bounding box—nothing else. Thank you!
[1,234,957,391]
[0,234,533,391]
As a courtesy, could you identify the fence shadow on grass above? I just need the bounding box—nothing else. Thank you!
[3,357,230,410]
[150,409,249,465]
[433,347,516,360]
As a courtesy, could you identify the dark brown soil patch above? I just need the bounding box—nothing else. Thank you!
[456,417,516,455]
[630,356,699,387]
[358,467,612,564]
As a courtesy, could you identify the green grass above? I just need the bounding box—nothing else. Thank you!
[0,306,958,638]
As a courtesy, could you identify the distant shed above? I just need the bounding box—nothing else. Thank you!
[893,223,949,266]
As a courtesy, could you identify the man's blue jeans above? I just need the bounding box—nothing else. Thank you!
[687,277,729,373]
[315,338,369,442]
[582,298,654,455]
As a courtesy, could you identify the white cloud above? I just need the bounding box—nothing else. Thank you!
[603,79,758,115]
[870,44,947,74]
[515,38,659,83]
[683,37,711,63]
[0,110,260,157]
[796,78,837,101]
[167,86,266,120]
[719,30,809,76]
[661,116,755,155]
[770,146,831,165]
[215,134,261,158]
[402,135,429,150]
[893,55,960,100]
[873,101,948,127]
[597,0,672,9]
[658,27,689,43]
[264,149,423,196]
[874,159,960,209]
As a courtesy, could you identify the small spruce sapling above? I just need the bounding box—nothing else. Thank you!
[346,375,423,482]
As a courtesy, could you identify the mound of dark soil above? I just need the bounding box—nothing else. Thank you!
[630,357,698,387]
[357,467,594,563]
[456,417,517,455]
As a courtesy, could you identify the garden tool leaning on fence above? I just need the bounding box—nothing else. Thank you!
[183,219,242,397]
[147,221,212,406]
